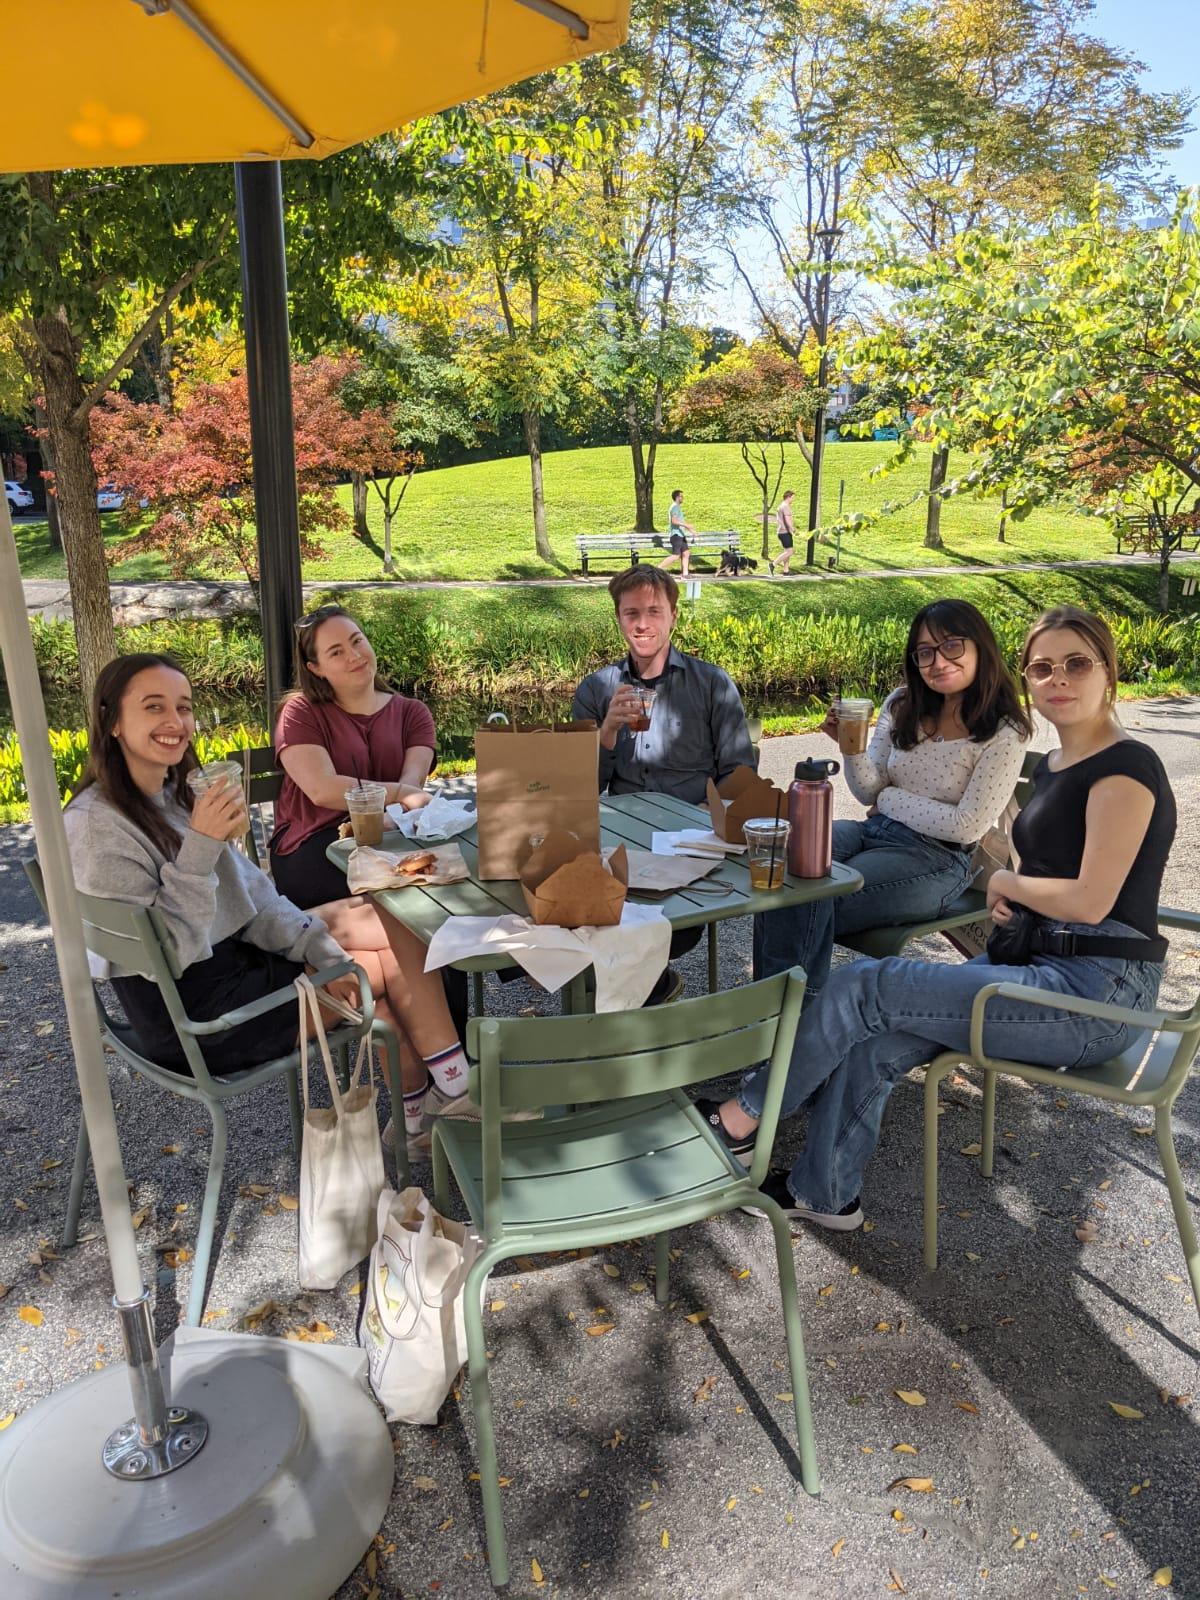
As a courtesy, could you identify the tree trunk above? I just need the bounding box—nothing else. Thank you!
[997,490,1007,544]
[35,403,62,550]
[626,390,655,532]
[925,446,949,550]
[761,494,771,561]
[35,309,114,699]
[522,409,553,564]
[1159,522,1171,613]
[383,508,394,577]
[351,472,370,538]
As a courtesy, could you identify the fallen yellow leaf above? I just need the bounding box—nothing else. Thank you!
[277,1194,298,1211]
[894,1390,926,1407]
[726,1497,738,1511]
[531,1557,545,1585]
[661,1529,669,1549]
[892,1443,918,1454]
[1108,1402,1145,1420]
[1152,1568,1173,1588]
[577,1488,589,1498]
[411,1475,438,1491]
[17,1306,43,1327]
[888,1567,907,1593]
[954,1401,980,1414]
[959,1142,982,1157]
[0,1414,14,1430]
[585,1322,615,1337]
[161,1144,180,1155]
[630,1280,648,1293]
[889,1477,935,1493]
[602,1263,620,1278]
[775,1392,794,1402]
[735,1267,751,1280]
[818,1284,835,1297]
[685,1311,709,1325]
[490,1300,507,1313]
[831,1537,846,1558]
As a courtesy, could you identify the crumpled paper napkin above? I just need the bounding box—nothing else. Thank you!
[422,902,671,1012]
[387,792,476,841]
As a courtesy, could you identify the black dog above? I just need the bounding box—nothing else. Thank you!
[717,550,759,577]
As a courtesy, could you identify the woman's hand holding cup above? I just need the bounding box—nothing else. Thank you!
[189,776,248,842]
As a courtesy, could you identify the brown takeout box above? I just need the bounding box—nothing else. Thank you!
[706,765,787,846]
[519,829,628,928]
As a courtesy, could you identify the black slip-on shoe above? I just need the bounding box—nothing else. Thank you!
[693,1097,756,1159]
[741,1170,864,1230]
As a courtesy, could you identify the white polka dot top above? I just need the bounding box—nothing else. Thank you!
[843,689,1028,846]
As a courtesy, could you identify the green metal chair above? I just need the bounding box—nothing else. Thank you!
[238,744,284,871]
[431,970,817,1588]
[25,859,406,1325]
[922,906,1200,1322]
[839,748,1042,961]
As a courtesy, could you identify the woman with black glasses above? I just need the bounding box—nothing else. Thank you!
[752,598,1030,996]
[702,603,1174,1231]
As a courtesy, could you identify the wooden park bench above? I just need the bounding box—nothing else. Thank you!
[1114,514,1200,556]
[575,529,741,574]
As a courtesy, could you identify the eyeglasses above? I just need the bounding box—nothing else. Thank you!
[295,605,343,632]
[911,636,967,670]
[1023,654,1098,684]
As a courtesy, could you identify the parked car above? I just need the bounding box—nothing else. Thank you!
[5,480,34,514]
[96,483,126,511]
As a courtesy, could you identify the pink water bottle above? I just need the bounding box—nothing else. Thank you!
[788,758,840,878]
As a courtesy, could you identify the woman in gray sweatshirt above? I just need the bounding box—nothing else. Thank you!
[63,653,465,1087]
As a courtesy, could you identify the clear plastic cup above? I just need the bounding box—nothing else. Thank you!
[631,687,656,733]
[743,818,790,892]
[345,781,388,848]
[835,697,873,756]
[186,759,243,798]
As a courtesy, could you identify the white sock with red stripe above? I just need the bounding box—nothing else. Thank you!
[424,1042,468,1097]
[403,1078,429,1136]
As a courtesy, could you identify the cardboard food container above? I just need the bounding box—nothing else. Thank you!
[706,765,787,846]
[519,829,629,928]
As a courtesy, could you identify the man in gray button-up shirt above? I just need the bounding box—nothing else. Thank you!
[571,566,756,804]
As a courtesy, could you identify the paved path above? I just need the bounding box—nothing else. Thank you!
[2,700,1199,1598]
[21,549,1198,624]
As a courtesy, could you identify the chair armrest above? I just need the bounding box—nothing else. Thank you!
[1159,905,1200,933]
[182,959,373,1037]
[968,980,1189,1067]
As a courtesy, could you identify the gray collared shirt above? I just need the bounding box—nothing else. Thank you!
[571,645,756,804]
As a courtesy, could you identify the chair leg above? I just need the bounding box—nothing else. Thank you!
[923,1058,955,1271]
[707,924,719,994]
[374,1025,409,1191]
[463,1251,509,1587]
[61,1112,91,1250]
[762,1198,820,1494]
[654,1231,670,1305]
[431,1127,451,1215]
[1155,1104,1200,1324]
[980,1071,997,1179]
[285,1065,302,1156]
[186,1101,228,1327]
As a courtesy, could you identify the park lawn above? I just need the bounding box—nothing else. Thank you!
[11,442,1107,584]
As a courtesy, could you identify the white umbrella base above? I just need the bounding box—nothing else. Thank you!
[0,1328,394,1599]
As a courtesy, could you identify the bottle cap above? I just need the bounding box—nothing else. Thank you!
[794,758,841,782]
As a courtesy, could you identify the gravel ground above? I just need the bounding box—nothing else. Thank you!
[1,700,1199,1599]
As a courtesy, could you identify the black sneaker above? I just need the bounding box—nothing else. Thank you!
[643,967,685,1007]
[693,1097,756,1158]
[741,1170,864,1231]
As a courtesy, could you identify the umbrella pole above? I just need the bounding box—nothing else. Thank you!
[0,502,393,1597]
[0,498,204,1473]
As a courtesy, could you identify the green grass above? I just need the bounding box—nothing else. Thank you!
[11,442,1112,584]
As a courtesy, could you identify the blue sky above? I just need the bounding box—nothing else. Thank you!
[1089,0,1198,185]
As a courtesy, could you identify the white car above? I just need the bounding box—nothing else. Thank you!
[5,480,34,514]
[96,484,126,511]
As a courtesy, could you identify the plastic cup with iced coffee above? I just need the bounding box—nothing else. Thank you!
[187,760,247,834]
[345,781,388,847]
[631,687,656,733]
[743,818,790,892]
[835,697,873,756]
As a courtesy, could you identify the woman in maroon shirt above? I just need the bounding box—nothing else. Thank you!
[270,604,470,1154]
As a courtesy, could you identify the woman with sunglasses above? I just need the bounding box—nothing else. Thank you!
[726,600,1030,1032]
[701,604,1174,1231]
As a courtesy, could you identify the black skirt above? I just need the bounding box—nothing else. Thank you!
[112,937,304,1075]
[269,822,348,910]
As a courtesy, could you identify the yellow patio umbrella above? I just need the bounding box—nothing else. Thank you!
[0,0,628,170]
[0,4,629,1596]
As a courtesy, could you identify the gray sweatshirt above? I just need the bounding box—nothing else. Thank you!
[63,784,346,980]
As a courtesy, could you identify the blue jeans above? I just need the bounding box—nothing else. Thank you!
[737,918,1162,1214]
[753,815,976,1002]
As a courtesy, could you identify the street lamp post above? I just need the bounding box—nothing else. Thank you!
[805,225,843,567]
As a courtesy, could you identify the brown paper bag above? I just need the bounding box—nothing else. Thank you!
[474,720,601,880]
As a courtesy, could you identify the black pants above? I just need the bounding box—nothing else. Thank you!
[270,822,469,1043]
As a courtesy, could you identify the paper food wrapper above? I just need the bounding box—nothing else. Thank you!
[706,765,786,845]
[346,841,470,894]
[386,792,476,841]
[610,847,722,894]
[519,828,628,928]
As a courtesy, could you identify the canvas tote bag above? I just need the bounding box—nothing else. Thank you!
[359,1186,483,1425]
[295,975,388,1290]
[474,715,601,880]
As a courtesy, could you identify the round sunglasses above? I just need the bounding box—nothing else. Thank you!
[1022,654,1098,684]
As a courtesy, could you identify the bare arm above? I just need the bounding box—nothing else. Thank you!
[279,743,432,811]
[986,774,1154,925]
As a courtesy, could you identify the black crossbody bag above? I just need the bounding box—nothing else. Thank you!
[986,903,1167,966]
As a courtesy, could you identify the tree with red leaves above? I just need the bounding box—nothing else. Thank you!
[90,356,356,591]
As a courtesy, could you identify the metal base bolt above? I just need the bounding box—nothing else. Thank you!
[102,1406,209,1480]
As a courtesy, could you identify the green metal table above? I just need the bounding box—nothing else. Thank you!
[328,788,862,1013]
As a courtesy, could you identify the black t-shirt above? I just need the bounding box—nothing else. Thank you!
[1010,740,1176,939]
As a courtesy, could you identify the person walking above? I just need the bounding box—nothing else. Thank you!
[770,489,796,576]
[660,489,694,578]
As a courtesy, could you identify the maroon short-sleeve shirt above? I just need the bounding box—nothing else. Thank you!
[270,693,437,855]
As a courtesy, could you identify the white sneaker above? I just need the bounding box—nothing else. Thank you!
[382,1117,432,1160]
[419,1080,542,1131]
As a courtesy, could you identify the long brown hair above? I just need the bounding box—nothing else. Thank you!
[283,603,390,711]
[1020,605,1119,710]
[72,653,198,859]
[890,599,1032,750]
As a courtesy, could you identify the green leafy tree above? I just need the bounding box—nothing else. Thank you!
[675,342,815,555]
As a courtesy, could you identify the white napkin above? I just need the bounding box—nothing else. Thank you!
[387,792,476,841]
[422,903,670,1012]
[651,827,747,857]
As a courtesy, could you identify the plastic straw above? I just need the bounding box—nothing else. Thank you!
[768,790,783,886]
